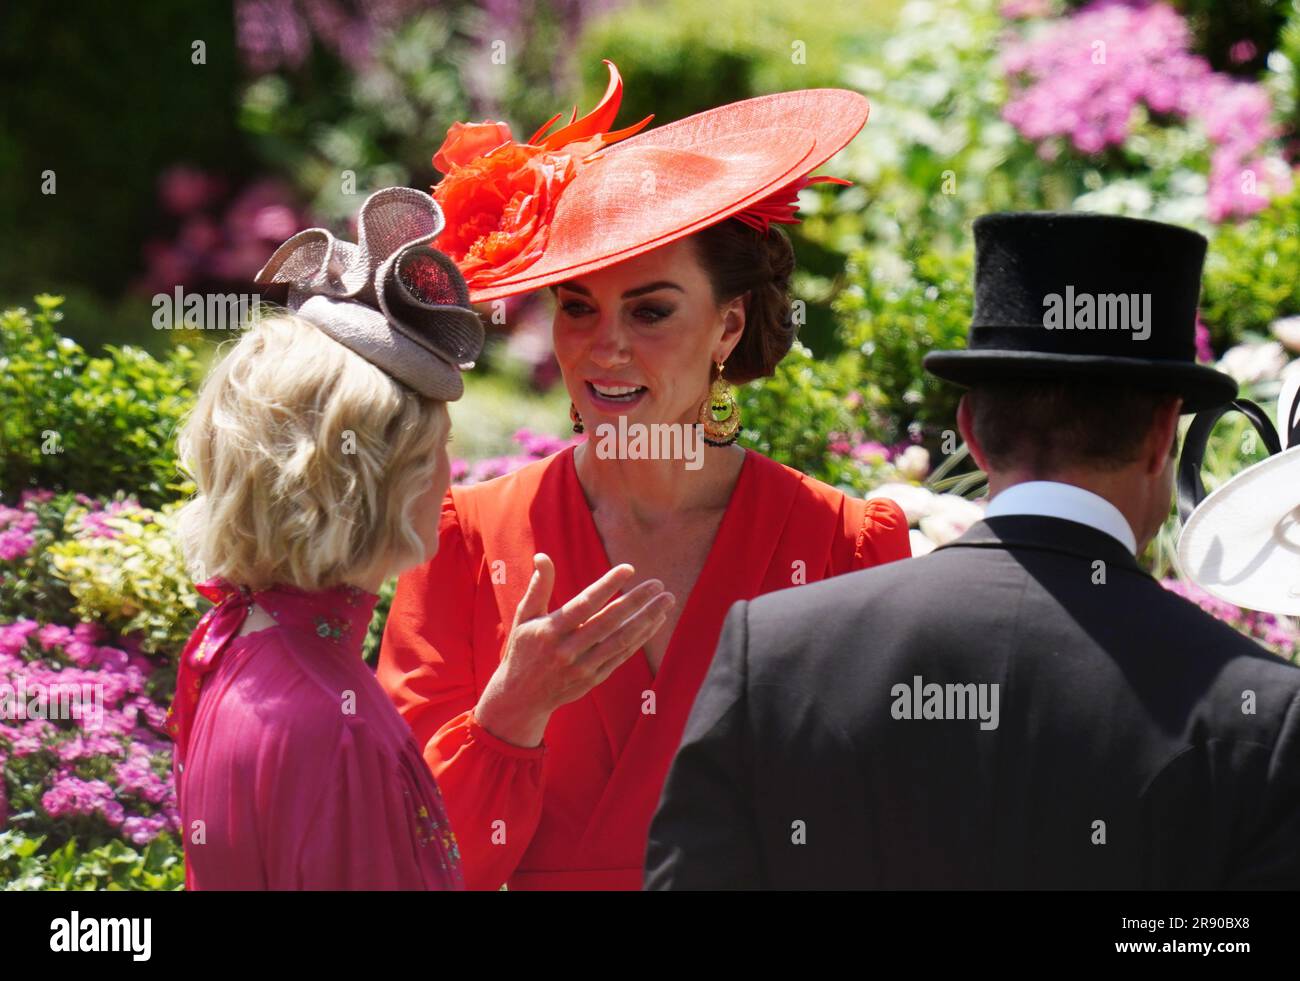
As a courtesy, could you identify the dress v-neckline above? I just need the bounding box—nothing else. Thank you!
[562,443,755,686]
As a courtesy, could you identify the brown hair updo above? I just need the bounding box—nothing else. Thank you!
[689,218,797,385]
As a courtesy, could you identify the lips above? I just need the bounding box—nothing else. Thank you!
[586,380,648,408]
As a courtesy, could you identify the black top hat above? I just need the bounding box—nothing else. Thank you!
[922,212,1237,412]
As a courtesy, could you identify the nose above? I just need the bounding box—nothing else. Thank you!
[588,310,634,368]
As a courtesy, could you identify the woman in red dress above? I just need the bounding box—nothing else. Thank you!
[377,62,910,890]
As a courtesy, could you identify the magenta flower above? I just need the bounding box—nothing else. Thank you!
[1194,315,1215,364]
[0,530,35,561]
[1001,0,1292,221]
[451,429,585,487]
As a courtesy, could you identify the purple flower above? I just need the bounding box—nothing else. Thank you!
[1194,315,1215,364]
[121,814,169,846]
[1001,0,1292,221]
[234,0,427,74]
[451,429,584,487]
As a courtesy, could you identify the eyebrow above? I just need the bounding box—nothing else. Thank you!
[555,280,685,299]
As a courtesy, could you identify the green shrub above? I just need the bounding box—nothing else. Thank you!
[0,296,200,508]
[836,242,974,446]
[736,341,861,487]
[0,830,184,891]
[45,499,201,659]
[1201,188,1300,350]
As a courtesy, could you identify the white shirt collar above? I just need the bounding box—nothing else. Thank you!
[983,480,1138,555]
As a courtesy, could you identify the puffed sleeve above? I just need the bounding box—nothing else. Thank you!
[274,717,463,890]
[839,494,911,572]
[377,492,546,891]
[645,600,761,889]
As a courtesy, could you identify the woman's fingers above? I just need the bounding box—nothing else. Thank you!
[575,591,675,673]
[551,563,636,630]
[586,610,671,686]
[513,553,556,625]
[557,578,668,658]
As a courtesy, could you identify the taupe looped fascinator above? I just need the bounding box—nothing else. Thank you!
[254,186,484,400]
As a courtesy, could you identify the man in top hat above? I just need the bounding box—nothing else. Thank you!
[644,211,1300,889]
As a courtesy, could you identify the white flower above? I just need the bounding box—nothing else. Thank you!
[917,494,986,546]
[908,529,936,557]
[866,482,937,524]
[894,445,932,481]
[1271,316,1300,354]
[1218,341,1288,386]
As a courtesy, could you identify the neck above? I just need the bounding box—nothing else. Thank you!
[345,568,388,596]
[573,438,745,524]
[986,468,1153,552]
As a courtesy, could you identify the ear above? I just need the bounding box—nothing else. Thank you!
[957,393,991,474]
[1146,395,1183,474]
[713,290,748,364]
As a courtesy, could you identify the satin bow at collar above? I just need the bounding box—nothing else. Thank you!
[165,578,256,770]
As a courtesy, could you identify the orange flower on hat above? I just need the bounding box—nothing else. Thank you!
[432,60,653,294]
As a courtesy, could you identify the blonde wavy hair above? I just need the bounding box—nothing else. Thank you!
[176,312,450,591]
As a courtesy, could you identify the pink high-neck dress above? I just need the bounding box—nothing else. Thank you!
[170,579,463,890]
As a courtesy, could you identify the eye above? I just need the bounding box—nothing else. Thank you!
[560,299,593,317]
[634,304,673,323]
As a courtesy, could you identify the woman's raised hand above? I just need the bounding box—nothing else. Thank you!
[473,553,675,748]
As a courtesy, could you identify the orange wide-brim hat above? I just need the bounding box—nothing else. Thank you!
[430,60,870,303]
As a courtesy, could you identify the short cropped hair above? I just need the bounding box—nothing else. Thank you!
[176,313,449,591]
[965,379,1179,475]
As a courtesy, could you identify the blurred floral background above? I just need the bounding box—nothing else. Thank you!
[4,0,1300,887]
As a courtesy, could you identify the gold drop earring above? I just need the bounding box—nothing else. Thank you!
[570,402,584,434]
[699,361,741,447]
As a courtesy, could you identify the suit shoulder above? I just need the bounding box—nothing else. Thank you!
[1145,579,1300,683]
[743,547,922,643]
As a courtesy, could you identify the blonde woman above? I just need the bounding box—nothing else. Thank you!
[165,188,482,889]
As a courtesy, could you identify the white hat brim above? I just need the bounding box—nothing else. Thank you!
[1177,447,1300,616]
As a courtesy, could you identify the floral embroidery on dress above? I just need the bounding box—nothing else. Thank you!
[405,785,462,873]
[313,615,351,642]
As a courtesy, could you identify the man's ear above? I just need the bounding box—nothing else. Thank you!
[957,393,991,474]
[1147,395,1184,474]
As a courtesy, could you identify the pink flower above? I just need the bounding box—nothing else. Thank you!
[1194,315,1215,364]
[35,624,73,652]
[159,165,224,215]
[0,530,34,561]
[1001,0,1292,222]
[1228,40,1257,66]
[851,441,890,465]
[0,620,39,656]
